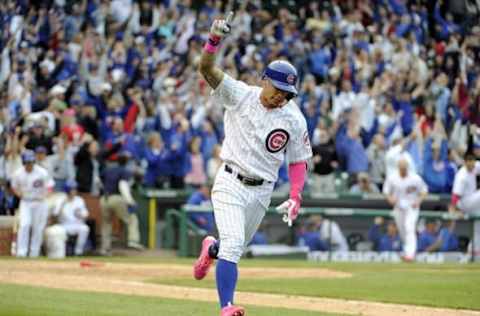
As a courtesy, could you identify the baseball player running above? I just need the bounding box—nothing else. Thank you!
[193,12,312,316]
[450,153,480,258]
[383,158,428,262]
[11,150,55,257]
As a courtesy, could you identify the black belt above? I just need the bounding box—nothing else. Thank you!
[225,165,264,186]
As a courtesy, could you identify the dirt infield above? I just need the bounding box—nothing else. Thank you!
[0,260,479,316]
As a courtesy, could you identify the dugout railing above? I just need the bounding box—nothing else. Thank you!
[152,204,478,261]
[135,187,453,249]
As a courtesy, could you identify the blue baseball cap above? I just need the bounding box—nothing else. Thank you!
[22,150,36,163]
[35,146,47,154]
[64,180,78,193]
[263,60,298,95]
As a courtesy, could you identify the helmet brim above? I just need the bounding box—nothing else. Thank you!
[270,79,297,95]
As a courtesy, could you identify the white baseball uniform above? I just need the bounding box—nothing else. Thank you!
[319,219,349,252]
[11,165,55,257]
[383,172,428,259]
[211,74,312,263]
[452,161,480,253]
[53,195,90,255]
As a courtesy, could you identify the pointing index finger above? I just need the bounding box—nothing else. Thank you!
[225,11,234,25]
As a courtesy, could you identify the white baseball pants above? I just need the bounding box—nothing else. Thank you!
[393,206,419,259]
[17,200,49,257]
[62,223,90,255]
[459,191,480,254]
[212,164,274,263]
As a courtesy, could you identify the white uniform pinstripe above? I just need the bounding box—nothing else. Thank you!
[452,162,480,252]
[211,74,312,263]
[11,165,55,257]
[383,173,428,259]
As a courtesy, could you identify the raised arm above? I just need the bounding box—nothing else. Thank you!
[199,48,224,89]
[198,12,234,89]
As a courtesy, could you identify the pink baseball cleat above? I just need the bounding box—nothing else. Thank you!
[193,236,216,280]
[221,305,245,316]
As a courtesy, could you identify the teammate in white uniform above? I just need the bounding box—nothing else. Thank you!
[193,13,312,316]
[383,158,428,261]
[450,153,480,257]
[53,180,90,255]
[11,150,55,257]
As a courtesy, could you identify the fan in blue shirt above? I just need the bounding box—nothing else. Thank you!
[186,185,215,234]
[418,220,439,252]
[378,221,402,252]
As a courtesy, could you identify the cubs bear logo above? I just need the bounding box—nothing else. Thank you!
[265,129,289,153]
[286,74,296,85]
[303,130,310,148]
[406,186,417,194]
[33,179,44,188]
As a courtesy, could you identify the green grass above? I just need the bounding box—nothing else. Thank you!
[0,283,344,316]
[2,256,479,312]
[150,260,480,310]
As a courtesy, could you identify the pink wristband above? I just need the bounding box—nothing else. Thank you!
[203,42,219,54]
[203,34,222,54]
[289,161,307,200]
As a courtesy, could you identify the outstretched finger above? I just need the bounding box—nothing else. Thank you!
[225,11,234,25]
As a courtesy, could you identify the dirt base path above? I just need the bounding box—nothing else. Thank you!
[0,260,478,316]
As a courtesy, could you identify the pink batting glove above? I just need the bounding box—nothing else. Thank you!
[276,196,301,227]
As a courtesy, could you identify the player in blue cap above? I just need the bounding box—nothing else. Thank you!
[194,12,312,316]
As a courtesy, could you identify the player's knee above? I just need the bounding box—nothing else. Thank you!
[405,226,416,236]
[45,225,67,242]
[218,237,244,263]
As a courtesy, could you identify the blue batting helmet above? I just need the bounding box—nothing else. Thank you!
[64,180,78,193]
[263,60,298,95]
[21,150,36,164]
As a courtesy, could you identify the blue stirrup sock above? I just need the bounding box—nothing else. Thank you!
[216,259,238,308]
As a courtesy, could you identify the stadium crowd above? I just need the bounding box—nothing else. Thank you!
[0,0,480,257]
[0,0,479,198]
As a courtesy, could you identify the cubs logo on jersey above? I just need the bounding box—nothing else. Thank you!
[406,185,417,194]
[265,129,289,153]
[33,179,44,188]
[286,74,296,85]
[303,130,310,148]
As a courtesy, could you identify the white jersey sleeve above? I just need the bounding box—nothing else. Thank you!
[41,166,55,190]
[415,174,428,194]
[59,196,89,224]
[77,197,89,218]
[53,195,68,216]
[382,176,393,196]
[452,168,467,196]
[285,105,313,164]
[475,161,480,175]
[211,74,250,111]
